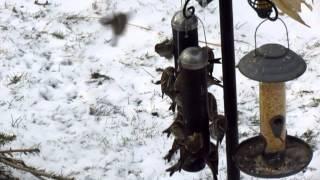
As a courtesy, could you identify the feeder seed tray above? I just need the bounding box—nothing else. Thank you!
[234,135,313,178]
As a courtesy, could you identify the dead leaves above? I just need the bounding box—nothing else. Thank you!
[271,0,313,27]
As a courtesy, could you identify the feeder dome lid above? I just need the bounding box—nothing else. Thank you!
[238,43,306,82]
[171,11,198,31]
[179,47,207,70]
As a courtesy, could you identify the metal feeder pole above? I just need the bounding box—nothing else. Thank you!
[218,0,240,179]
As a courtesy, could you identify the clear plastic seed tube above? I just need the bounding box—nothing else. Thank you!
[260,82,286,154]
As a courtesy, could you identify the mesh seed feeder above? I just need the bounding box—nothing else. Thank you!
[234,20,313,178]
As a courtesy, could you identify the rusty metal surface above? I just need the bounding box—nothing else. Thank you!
[234,135,313,178]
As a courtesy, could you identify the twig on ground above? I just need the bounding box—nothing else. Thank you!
[0,148,40,155]
[0,156,74,180]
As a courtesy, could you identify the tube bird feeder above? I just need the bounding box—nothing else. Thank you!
[171,11,199,72]
[175,47,210,172]
[234,42,313,178]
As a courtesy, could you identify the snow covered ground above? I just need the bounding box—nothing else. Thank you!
[0,0,319,179]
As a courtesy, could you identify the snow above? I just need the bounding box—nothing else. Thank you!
[0,0,319,179]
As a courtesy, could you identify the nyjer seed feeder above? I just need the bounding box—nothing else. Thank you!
[171,10,199,72]
[234,20,312,178]
[175,47,210,172]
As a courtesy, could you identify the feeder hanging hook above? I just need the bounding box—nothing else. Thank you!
[183,0,195,19]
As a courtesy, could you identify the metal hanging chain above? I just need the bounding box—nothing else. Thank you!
[183,0,195,19]
[248,0,278,21]
[254,18,290,53]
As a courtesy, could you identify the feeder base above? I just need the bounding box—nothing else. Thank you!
[234,135,312,178]
[182,157,206,172]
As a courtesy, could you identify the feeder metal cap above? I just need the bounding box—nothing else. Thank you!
[179,47,207,70]
[238,44,307,82]
[171,11,198,31]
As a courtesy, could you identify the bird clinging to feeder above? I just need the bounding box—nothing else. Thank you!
[202,46,222,76]
[209,114,226,145]
[163,112,184,139]
[207,92,218,122]
[154,67,177,112]
[205,142,219,180]
[163,112,185,162]
[155,39,174,59]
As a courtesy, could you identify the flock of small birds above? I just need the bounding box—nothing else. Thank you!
[98,11,225,179]
[154,38,226,180]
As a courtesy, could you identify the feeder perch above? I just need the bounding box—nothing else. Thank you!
[171,11,199,72]
[235,42,313,178]
[175,47,210,172]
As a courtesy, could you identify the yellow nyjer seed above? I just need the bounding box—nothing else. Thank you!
[260,82,286,153]
[256,0,272,10]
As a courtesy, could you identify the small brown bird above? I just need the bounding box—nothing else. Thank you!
[180,132,204,154]
[205,142,219,180]
[155,39,174,59]
[201,47,223,88]
[166,160,181,176]
[173,72,184,108]
[166,145,188,176]
[207,93,218,123]
[166,133,205,176]
[159,67,176,112]
[163,139,179,162]
[163,110,185,162]
[99,13,129,46]
[207,75,223,88]
[209,114,226,145]
[160,67,175,98]
[201,46,221,76]
[162,113,184,139]
[163,111,185,162]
